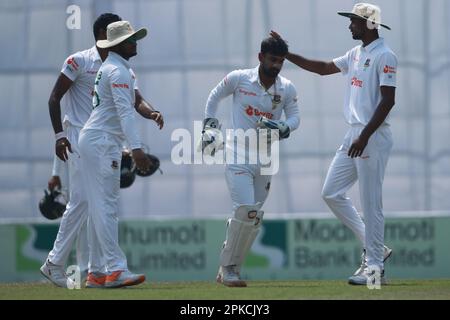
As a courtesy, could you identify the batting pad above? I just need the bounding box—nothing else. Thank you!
[220,204,264,267]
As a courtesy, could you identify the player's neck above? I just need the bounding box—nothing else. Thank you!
[361,32,379,47]
[258,69,276,90]
[96,46,109,62]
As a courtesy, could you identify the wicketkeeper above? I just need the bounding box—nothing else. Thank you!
[200,36,300,287]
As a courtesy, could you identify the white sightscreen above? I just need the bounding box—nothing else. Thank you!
[0,0,449,219]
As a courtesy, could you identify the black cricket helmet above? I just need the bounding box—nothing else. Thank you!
[38,189,66,220]
[120,151,136,188]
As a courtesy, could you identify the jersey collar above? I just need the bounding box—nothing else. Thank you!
[108,51,131,68]
[361,37,384,53]
[250,65,285,90]
[90,46,102,62]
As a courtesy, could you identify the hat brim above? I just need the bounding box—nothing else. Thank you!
[337,12,391,30]
[97,27,148,49]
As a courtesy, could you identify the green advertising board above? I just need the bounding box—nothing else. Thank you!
[0,216,448,282]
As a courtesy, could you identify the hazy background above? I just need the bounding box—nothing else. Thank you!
[1,0,449,220]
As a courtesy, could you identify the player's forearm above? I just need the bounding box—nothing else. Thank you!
[48,97,64,134]
[134,89,158,119]
[286,53,331,75]
[360,99,395,141]
[135,98,157,119]
[205,91,222,119]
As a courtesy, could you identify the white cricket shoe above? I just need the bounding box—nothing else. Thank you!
[353,245,393,276]
[40,259,74,288]
[216,265,247,287]
[348,268,387,286]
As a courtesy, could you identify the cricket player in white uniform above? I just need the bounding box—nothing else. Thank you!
[202,37,300,287]
[47,154,89,276]
[41,14,122,288]
[42,15,163,289]
[271,3,397,285]
[78,21,153,288]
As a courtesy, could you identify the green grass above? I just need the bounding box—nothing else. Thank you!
[1,279,450,300]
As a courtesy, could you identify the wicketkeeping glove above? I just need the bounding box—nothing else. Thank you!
[256,116,291,139]
[197,118,224,156]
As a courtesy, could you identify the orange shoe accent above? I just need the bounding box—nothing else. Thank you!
[86,273,106,286]
[105,270,122,283]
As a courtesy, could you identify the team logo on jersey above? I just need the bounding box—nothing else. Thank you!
[111,160,119,169]
[363,59,371,70]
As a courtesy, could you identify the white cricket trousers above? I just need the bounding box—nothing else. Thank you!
[225,164,272,210]
[47,124,89,271]
[322,125,393,269]
[78,129,128,273]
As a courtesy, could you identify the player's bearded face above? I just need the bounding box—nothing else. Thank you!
[349,18,365,40]
[118,38,138,60]
[261,53,285,78]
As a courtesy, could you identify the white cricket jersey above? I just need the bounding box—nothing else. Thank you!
[333,37,397,126]
[83,52,141,149]
[205,66,300,147]
[60,46,139,129]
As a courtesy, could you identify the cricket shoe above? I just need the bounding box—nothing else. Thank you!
[216,265,247,287]
[40,259,75,288]
[104,270,146,288]
[85,272,107,288]
[353,245,393,276]
[348,268,387,286]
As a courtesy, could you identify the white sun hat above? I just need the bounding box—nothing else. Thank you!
[96,20,147,49]
[338,3,391,30]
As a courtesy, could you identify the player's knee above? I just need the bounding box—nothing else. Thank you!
[321,187,336,203]
[234,203,264,225]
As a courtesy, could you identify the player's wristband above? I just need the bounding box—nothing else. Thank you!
[55,132,67,141]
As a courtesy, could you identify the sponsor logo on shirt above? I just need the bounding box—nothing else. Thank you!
[112,83,130,89]
[383,65,396,74]
[239,88,257,96]
[66,57,79,71]
[351,77,363,88]
[245,105,273,119]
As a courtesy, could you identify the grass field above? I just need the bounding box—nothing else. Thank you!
[1,279,450,300]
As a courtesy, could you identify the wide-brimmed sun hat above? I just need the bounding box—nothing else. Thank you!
[97,20,147,48]
[338,3,391,30]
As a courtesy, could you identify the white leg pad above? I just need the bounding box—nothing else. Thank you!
[220,203,264,267]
